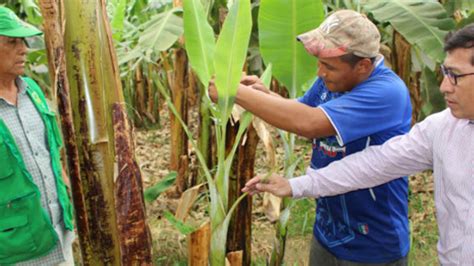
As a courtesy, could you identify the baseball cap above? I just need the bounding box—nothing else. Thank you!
[297,10,380,58]
[0,6,42,37]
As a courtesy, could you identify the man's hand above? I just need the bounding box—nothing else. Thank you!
[209,74,272,103]
[241,75,270,94]
[242,173,292,197]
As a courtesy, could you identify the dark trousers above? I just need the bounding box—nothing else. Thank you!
[309,237,408,266]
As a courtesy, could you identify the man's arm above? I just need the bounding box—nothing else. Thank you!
[244,113,439,198]
[290,115,437,198]
[210,81,336,139]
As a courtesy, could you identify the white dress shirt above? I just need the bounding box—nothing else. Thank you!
[289,109,474,265]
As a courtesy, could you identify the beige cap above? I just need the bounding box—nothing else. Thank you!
[297,10,380,58]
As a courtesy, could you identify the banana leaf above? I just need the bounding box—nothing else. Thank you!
[214,0,252,124]
[183,0,216,86]
[119,8,183,65]
[364,0,455,64]
[259,0,323,98]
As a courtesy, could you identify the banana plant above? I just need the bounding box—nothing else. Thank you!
[179,0,253,264]
[258,0,324,264]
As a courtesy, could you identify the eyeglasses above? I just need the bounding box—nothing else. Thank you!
[440,64,474,85]
[0,37,28,48]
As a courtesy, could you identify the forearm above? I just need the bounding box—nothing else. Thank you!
[236,85,334,138]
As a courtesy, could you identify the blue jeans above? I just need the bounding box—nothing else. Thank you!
[309,237,408,266]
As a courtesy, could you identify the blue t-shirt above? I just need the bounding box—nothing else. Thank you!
[298,58,412,263]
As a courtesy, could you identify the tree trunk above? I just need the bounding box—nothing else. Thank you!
[392,31,422,122]
[113,103,153,265]
[135,64,147,123]
[226,123,258,266]
[227,251,243,266]
[188,222,211,266]
[169,48,189,196]
[63,0,152,264]
[38,0,92,262]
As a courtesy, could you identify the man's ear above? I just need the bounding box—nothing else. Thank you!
[356,58,373,74]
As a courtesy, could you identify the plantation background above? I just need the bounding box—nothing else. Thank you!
[2,0,472,265]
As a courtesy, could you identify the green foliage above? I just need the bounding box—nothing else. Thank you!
[259,0,324,97]
[420,66,445,119]
[457,11,474,29]
[144,171,177,202]
[163,211,197,235]
[364,0,455,64]
[287,199,315,237]
[183,0,216,87]
[110,0,128,41]
[214,0,252,123]
[118,8,183,66]
[20,0,42,25]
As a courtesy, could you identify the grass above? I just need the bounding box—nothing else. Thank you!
[407,172,438,265]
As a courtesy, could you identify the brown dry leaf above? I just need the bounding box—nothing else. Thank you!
[175,183,205,221]
[263,192,281,222]
[226,250,243,266]
[230,104,245,124]
[252,117,276,168]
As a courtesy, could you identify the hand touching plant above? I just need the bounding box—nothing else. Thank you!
[242,173,293,197]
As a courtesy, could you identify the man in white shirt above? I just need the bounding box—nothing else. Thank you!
[243,24,474,265]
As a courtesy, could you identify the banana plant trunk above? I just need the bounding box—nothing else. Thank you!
[63,0,152,264]
[197,83,213,182]
[392,31,422,122]
[135,64,147,124]
[226,122,258,266]
[38,0,92,261]
[169,48,190,196]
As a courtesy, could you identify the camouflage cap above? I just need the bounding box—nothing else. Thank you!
[0,6,42,38]
[297,9,380,58]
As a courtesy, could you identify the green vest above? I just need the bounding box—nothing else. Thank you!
[0,77,74,264]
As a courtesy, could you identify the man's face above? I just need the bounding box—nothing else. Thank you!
[0,35,28,78]
[440,48,474,120]
[317,56,361,92]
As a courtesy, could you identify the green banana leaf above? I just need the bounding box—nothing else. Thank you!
[364,0,455,64]
[144,171,177,202]
[260,63,273,88]
[119,8,183,65]
[214,0,252,124]
[163,211,197,235]
[258,0,323,98]
[110,0,128,41]
[183,0,216,86]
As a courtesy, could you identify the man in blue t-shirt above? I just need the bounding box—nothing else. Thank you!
[211,9,412,265]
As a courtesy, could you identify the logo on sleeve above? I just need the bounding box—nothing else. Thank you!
[358,223,369,235]
[313,138,346,158]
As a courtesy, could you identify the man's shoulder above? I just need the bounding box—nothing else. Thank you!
[424,109,464,128]
[368,65,405,87]
[354,66,409,102]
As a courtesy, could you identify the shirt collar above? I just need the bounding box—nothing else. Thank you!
[16,77,28,95]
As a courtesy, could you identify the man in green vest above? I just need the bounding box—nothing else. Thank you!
[0,7,74,265]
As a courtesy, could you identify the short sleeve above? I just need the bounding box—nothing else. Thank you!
[320,76,412,145]
[298,79,324,107]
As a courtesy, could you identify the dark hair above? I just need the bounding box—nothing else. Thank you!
[339,53,376,67]
[444,23,474,65]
